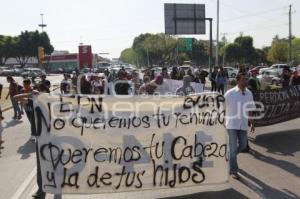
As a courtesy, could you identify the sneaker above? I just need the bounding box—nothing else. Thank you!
[17,115,22,120]
[230,172,240,179]
[30,136,36,142]
[32,191,46,199]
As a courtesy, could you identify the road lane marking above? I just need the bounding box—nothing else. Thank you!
[10,166,36,199]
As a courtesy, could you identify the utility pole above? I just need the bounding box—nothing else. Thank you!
[215,0,220,67]
[289,4,292,63]
[221,33,228,67]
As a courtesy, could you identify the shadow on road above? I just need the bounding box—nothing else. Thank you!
[238,169,299,199]
[249,129,300,178]
[251,129,300,156]
[162,189,249,199]
[2,119,23,129]
[17,140,36,159]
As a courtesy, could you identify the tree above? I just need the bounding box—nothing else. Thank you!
[0,36,17,66]
[187,39,208,66]
[223,35,256,65]
[120,48,141,66]
[292,37,300,62]
[224,43,241,63]
[120,33,210,67]
[14,30,54,67]
[234,36,256,63]
[267,42,288,63]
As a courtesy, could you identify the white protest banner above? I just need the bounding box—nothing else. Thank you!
[34,93,228,195]
[160,79,204,94]
[106,79,203,95]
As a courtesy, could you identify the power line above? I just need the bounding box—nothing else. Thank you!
[217,1,288,24]
[221,7,286,23]
[225,23,288,35]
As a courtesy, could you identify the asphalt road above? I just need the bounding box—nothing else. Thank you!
[0,106,299,199]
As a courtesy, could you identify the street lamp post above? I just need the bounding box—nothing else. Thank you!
[38,13,47,32]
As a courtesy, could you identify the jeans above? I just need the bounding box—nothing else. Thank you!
[227,129,248,173]
[11,97,21,117]
[211,81,217,92]
[217,84,225,95]
[25,110,36,136]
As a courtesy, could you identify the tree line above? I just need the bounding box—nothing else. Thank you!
[120,33,300,67]
[0,30,54,66]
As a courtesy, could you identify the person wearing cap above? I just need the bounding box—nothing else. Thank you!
[91,73,106,94]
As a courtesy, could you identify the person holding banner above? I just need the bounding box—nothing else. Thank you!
[14,85,50,199]
[224,72,255,179]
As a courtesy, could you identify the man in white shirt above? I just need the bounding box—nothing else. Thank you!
[224,73,255,179]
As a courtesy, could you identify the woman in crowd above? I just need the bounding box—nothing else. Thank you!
[131,70,141,94]
[215,67,227,95]
[91,73,106,94]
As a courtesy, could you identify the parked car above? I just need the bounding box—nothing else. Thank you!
[257,69,281,90]
[224,67,239,78]
[0,67,15,76]
[12,66,24,76]
[21,68,46,78]
[0,67,10,76]
[260,64,288,76]
[249,66,268,76]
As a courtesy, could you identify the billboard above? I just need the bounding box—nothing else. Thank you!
[78,45,93,69]
[164,4,206,35]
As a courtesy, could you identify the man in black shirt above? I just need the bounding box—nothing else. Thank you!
[114,69,131,95]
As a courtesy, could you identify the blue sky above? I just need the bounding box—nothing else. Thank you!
[1,0,299,58]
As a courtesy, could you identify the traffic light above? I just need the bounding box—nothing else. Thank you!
[38,46,45,64]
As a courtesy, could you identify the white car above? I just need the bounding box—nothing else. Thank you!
[224,67,239,78]
[257,69,281,90]
[260,64,288,76]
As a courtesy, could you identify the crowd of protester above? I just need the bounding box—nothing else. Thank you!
[58,66,208,96]
[0,63,299,198]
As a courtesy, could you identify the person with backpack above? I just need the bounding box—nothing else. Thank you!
[5,76,22,120]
